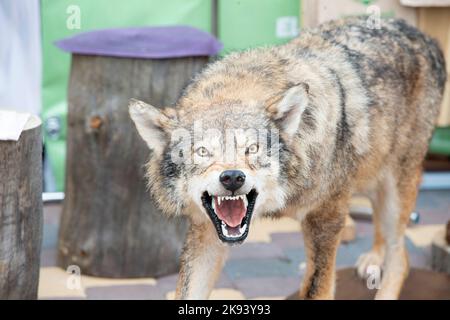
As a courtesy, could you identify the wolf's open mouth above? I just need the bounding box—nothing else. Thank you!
[201,189,258,244]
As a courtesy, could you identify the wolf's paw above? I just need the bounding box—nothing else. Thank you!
[355,250,384,279]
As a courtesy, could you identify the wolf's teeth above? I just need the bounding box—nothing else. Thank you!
[243,196,248,208]
[218,195,247,202]
[221,222,227,236]
[220,221,247,238]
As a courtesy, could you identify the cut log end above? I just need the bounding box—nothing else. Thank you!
[24,114,42,131]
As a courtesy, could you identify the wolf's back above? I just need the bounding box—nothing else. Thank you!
[275,16,447,180]
[301,17,446,94]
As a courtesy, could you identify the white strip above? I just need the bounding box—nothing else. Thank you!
[221,223,247,238]
[420,172,450,190]
[0,110,31,141]
[42,192,65,202]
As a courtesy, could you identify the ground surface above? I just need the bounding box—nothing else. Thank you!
[39,190,450,300]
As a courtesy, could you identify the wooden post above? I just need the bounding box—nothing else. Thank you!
[0,114,43,299]
[57,55,208,278]
[431,224,450,275]
[340,215,356,243]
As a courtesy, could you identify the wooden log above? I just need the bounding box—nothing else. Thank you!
[0,114,43,299]
[431,226,450,274]
[57,54,208,278]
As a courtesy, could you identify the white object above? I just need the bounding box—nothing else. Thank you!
[400,0,450,7]
[0,110,31,141]
[421,172,450,190]
[0,0,42,115]
[276,16,299,38]
[303,0,417,27]
[42,192,65,202]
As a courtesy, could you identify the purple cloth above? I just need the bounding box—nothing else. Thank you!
[55,26,222,59]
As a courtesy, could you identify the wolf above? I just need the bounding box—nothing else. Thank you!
[129,17,446,299]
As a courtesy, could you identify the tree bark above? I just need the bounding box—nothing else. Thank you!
[58,54,208,278]
[0,115,43,299]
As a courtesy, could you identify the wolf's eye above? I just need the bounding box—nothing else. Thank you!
[246,143,259,154]
[196,146,211,157]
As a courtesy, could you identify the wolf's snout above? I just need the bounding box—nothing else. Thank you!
[219,170,246,192]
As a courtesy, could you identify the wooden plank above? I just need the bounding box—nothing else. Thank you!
[341,215,356,243]
[301,0,319,28]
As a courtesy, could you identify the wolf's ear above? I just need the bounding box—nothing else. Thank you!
[129,99,176,155]
[267,83,309,139]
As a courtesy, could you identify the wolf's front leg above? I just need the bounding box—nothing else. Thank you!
[299,202,346,299]
[175,221,228,299]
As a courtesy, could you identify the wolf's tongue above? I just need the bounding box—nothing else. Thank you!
[214,197,246,227]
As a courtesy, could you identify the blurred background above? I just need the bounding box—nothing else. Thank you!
[2,0,449,192]
[1,0,449,300]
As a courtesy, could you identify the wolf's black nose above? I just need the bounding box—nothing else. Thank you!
[220,170,246,192]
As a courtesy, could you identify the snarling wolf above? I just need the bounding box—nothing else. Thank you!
[129,17,446,299]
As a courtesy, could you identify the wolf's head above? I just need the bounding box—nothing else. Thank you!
[129,79,310,245]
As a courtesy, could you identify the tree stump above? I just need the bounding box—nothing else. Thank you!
[57,54,209,278]
[0,114,43,299]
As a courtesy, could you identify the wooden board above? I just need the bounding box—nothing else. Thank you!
[301,0,417,28]
[341,215,356,243]
[418,7,450,127]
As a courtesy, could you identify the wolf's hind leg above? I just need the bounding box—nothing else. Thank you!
[373,168,421,300]
[175,221,228,299]
[355,189,386,278]
[299,198,347,299]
